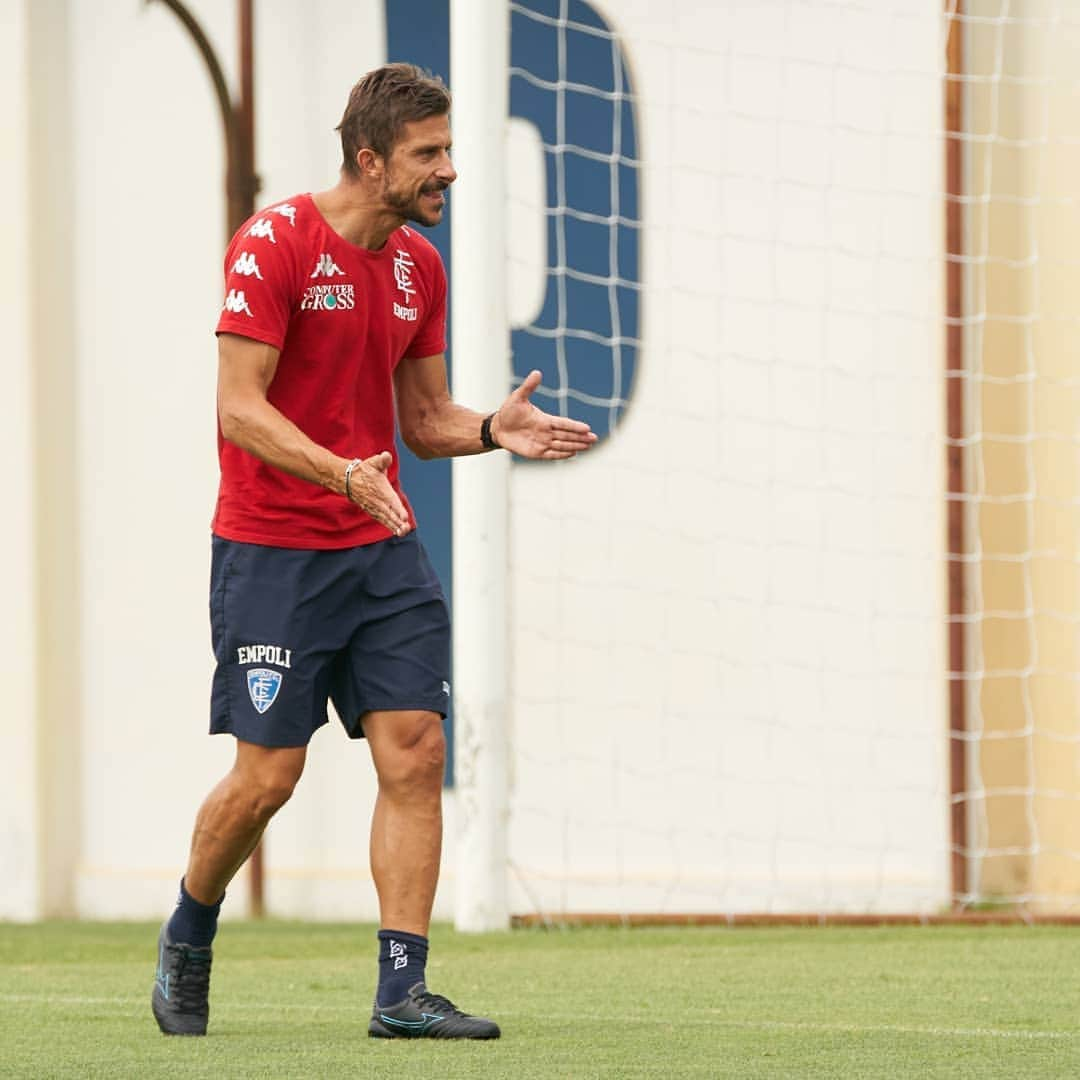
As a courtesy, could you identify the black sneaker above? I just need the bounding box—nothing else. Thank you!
[368,982,501,1039]
[151,924,212,1036]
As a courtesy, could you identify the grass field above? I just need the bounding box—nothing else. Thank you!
[1,921,1077,1078]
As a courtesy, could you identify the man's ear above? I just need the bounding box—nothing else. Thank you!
[356,147,382,179]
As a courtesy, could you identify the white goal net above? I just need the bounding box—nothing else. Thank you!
[450,0,1080,926]
[506,0,641,440]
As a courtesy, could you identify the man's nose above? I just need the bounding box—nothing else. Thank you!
[437,154,457,183]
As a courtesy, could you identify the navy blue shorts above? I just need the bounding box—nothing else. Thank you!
[209,532,450,747]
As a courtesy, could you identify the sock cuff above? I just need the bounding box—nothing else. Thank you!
[180,878,224,914]
[377,928,428,949]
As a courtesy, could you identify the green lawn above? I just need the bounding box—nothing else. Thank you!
[0,921,1077,1078]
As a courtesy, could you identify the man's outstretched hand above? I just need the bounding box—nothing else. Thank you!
[490,370,599,459]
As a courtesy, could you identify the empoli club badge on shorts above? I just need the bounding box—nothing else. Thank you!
[247,668,283,714]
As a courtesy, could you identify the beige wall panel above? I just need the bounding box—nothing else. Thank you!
[966,0,1080,909]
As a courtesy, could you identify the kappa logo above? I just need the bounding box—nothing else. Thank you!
[244,217,276,243]
[310,253,345,278]
[301,283,355,311]
[393,249,417,302]
[223,288,253,317]
[270,203,297,227]
[231,251,263,279]
[247,668,282,714]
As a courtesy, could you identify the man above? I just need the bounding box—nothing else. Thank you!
[151,63,596,1042]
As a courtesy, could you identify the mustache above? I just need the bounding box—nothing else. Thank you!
[421,182,448,194]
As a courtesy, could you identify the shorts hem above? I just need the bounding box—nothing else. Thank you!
[343,700,449,738]
[209,716,329,749]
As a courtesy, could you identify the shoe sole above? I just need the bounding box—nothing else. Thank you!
[368,1019,500,1039]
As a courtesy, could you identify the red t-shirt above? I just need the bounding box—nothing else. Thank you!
[213,194,446,549]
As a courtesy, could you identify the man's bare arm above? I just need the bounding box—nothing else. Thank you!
[217,333,411,535]
[394,353,597,460]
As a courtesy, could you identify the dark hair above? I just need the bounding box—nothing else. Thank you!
[336,63,451,176]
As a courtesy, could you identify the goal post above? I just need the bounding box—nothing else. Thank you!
[943,0,969,907]
[450,0,511,933]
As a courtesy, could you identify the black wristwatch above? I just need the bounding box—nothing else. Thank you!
[480,413,501,450]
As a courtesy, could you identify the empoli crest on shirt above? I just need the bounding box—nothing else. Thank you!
[247,668,282,714]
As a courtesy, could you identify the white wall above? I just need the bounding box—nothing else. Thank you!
[6,0,950,921]
[1,0,42,922]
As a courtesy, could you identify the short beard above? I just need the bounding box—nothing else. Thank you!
[382,174,442,228]
[382,175,414,214]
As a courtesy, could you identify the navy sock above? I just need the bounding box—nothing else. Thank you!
[376,929,429,1006]
[166,879,223,949]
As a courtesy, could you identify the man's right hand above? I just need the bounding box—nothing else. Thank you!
[345,452,412,537]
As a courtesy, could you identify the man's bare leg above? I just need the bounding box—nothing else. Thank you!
[362,709,499,1038]
[153,739,307,1036]
[184,739,308,905]
[363,709,445,934]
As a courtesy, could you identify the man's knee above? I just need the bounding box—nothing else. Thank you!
[371,712,446,794]
[412,720,447,779]
[249,773,299,821]
[235,743,307,821]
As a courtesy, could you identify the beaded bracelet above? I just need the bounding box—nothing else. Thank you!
[344,458,364,503]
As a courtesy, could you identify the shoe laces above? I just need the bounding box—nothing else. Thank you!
[172,946,211,1012]
[412,988,462,1016]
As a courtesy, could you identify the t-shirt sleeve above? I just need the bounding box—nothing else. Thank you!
[215,213,299,350]
[404,251,447,359]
